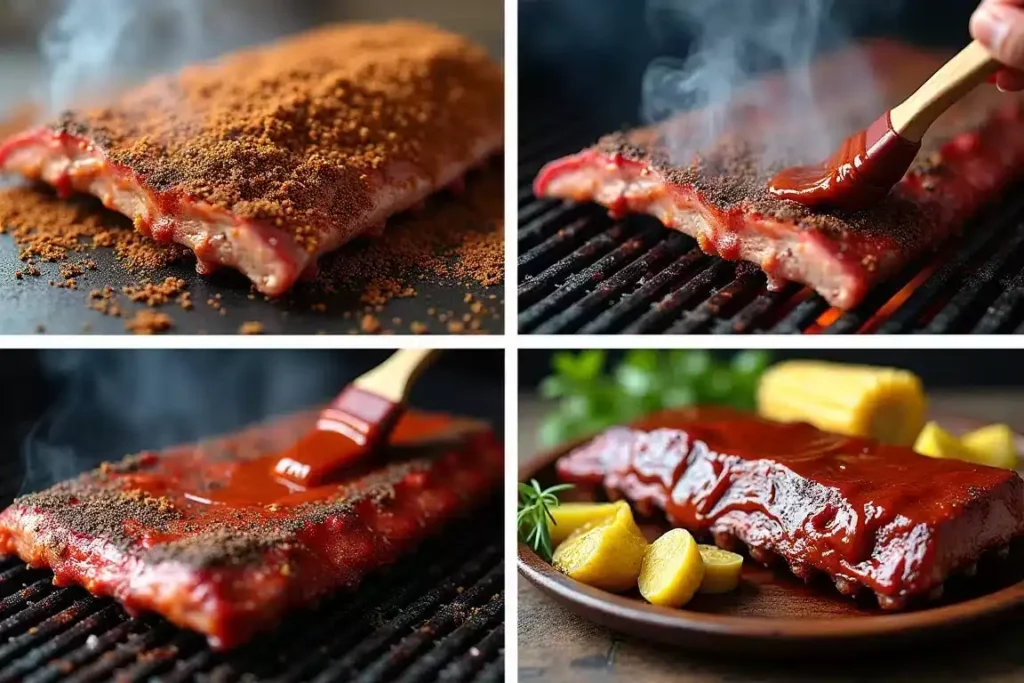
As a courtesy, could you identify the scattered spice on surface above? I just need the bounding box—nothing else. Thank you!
[360,314,381,334]
[124,310,173,335]
[0,187,187,272]
[0,156,503,334]
[123,277,187,306]
[239,321,264,335]
[310,166,504,332]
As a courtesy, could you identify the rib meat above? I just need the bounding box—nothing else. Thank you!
[556,406,1024,607]
[0,22,503,296]
[0,410,503,649]
[535,42,1024,309]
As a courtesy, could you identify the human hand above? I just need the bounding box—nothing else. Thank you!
[972,0,1024,90]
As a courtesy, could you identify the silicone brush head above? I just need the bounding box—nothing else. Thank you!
[272,385,403,488]
[768,112,921,211]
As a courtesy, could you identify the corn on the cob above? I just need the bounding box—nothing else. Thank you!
[757,361,927,446]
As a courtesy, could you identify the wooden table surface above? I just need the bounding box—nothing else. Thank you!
[518,392,1024,683]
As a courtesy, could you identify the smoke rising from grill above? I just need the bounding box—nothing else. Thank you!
[641,0,898,169]
[29,0,299,114]
[16,351,502,495]
[19,350,348,494]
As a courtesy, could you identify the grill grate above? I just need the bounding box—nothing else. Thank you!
[0,502,503,683]
[518,112,1024,334]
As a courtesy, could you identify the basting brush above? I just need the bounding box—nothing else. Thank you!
[271,348,438,487]
[769,40,1000,211]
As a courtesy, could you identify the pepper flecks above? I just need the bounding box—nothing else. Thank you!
[49,21,504,253]
[12,482,180,551]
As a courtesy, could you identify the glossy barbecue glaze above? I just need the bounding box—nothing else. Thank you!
[0,409,503,649]
[556,407,1024,607]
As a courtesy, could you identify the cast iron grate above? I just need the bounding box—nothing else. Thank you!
[518,111,1024,334]
[0,461,503,683]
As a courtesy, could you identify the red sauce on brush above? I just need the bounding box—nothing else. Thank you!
[768,113,921,211]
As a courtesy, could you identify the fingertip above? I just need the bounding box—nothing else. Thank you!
[997,69,1024,92]
[974,8,1011,53]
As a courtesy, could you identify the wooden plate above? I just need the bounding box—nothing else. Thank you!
[518,414,1024,656]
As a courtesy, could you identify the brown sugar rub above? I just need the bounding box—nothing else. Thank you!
[0,21,504,296]
[0,410,504,649]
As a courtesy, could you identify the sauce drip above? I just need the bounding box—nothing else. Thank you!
[768,113,921,211]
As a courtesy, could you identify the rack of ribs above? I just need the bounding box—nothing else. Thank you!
[0,410,504,649]
[0,21,504,296]
[555,406,1024,608]
[534,41,1024,309]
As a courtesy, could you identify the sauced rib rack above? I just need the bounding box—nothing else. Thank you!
[534,42,1024,309]
[555,406,1024,607]
[0,21,504,296]
[0,410,504,650]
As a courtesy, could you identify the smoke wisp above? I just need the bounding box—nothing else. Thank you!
[18,350,346,494]
[641,0,897,169]
[27,0,300,114]
[16,350,504,495]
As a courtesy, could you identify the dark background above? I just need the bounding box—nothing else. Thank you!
[0,349,504,501]
[0,0,502,57]
[520,349,1024,389]
[520,0,979,124]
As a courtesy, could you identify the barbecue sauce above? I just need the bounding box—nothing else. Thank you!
[556,406,1024,599]
[200,411,463,506]
[110,411,471,513]
[271,386,400,488]
[768,113,921,211]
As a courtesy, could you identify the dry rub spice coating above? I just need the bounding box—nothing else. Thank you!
[54,21,503,251]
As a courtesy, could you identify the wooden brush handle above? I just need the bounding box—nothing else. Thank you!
[890,40,1000,142]
[353,349,439,403]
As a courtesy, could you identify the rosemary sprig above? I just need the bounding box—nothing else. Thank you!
[517,479,574,562]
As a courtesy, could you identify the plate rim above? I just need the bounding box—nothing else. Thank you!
[517,412,1024,646]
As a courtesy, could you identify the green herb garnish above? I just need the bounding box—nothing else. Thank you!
[517,479,575,562]
[539,349,772,447]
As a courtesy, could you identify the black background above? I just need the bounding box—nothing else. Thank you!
[0,349,503,498]
[520,0,980,120]
[519,349,1024,389]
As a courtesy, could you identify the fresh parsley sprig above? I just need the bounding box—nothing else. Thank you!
[517,479,574,562]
